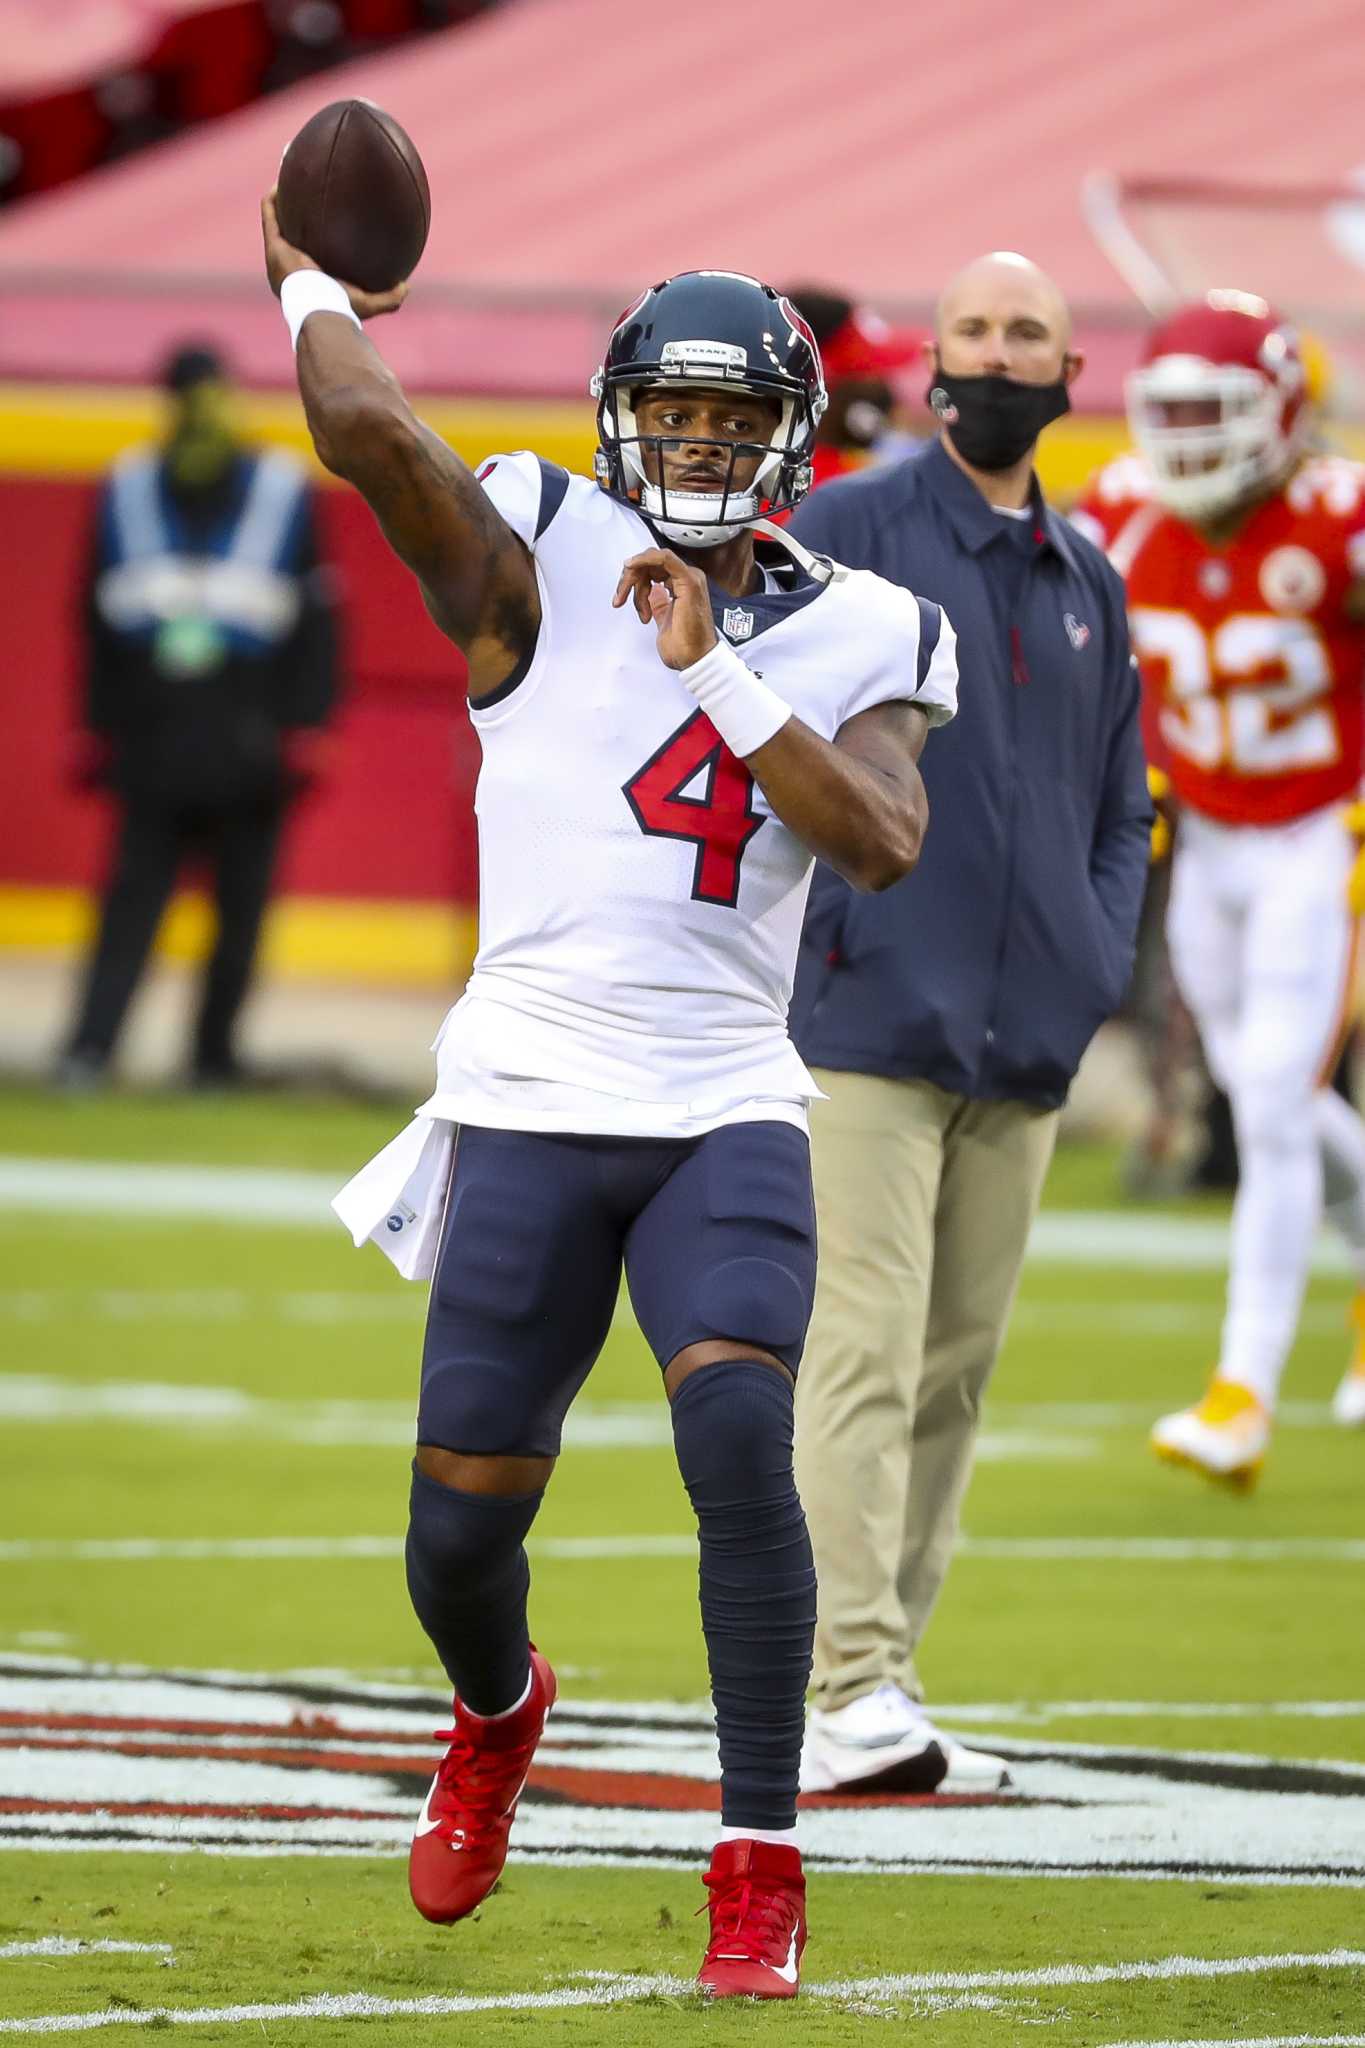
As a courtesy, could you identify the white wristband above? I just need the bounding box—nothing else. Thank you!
[280,270,361,350]
[679,638,792,759]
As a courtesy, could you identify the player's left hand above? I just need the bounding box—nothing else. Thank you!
[613,548,718,671]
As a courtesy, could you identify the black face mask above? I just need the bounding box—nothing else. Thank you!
[926,366,1071,472]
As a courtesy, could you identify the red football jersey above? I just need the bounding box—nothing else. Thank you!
[1073,454,1365,826]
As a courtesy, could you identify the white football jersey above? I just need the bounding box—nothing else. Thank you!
[420,452,958,1139]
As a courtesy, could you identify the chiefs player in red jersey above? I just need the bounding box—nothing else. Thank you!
[1074,291,1365,1480]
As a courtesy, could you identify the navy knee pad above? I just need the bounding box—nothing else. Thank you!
[405,1465,544,1715]
[670,1361,816,1832]
[694,1254,812,1361]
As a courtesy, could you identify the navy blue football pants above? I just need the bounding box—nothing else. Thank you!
[408,1119,819,1830]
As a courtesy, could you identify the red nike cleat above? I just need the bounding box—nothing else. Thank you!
[697,1838,807,1999]
[408,1648,557,1925]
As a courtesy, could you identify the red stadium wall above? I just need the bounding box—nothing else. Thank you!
[0,383,609,984]
[1,382,1141,985]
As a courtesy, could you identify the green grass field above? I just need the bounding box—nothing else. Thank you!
[1,1081,1362,2043]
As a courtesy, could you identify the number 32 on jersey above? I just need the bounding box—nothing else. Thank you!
[1130,608,1340,775]
[624,710,763,908]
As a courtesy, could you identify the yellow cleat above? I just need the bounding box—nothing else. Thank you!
[1331,1292,1365,1427]
[1150,1377,1269,1489]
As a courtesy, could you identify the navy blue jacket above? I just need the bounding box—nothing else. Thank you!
[788,437,1151,1109]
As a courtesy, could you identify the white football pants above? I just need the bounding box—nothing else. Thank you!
[1167,806,1364,1408]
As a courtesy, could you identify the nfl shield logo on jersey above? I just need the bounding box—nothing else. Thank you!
[1258,544,1327,615]
[722,606,755,642]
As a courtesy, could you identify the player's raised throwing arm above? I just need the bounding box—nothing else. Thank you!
[261,194,538,699]
[614,547,931,892]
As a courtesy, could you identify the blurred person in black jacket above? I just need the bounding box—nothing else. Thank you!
[59,344,341,1088]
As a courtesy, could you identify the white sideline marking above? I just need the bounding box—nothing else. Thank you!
[932,1700,1365,1724]
[0,1290,422,1326]
[0,1157,1354,1273]
[0,1536,405,1563]
[0,1378,676,1453]
[817,1949,1365,1994]
[1103,2039,1365,2048]
[1026,1212,1351,1272]
[0,1941,173,1961]
[988,1400,1332,1429]
[1008,1301,1349,1336]
[0,1376,1092,1463]
[0,1981,684,2034]
[0,1358,1338,1440]
[3,1533,1363,1565]
[0,1160,336,1226]
[958,1538,1365,1561]
[0,1535,690,1563]
[2,1951,1360,2034]
[9,1291,1350,1345]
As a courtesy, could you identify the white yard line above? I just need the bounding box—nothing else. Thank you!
[0,1941,172,1961]
[0,1363,1338,1438]
[817,1949,1365,1994]
[0,1981,684,2034]
[8,1292,1350,1344]
[1007,1302,1352,1335]
[0,1375,1094,1463]
[0,1536,406,1563]
[0,1380,1062,1463]
[0,1291,422,1325]
[957,1538,1365,1561]
[0,1160,336,1227]
[2,1951,1360,2033]
[986,1400,1332,1428]
[0,1379,676,1453]
[931,1700,1365,1723]
[3,1533,1363,1565]
[0,1157,1355,1272]
[1102,2038,1365,2048]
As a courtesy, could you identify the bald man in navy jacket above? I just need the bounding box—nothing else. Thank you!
[789,256,1151,1797]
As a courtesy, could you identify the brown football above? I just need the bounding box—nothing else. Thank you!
[276,100,429,295]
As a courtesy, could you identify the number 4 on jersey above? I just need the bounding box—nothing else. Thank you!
[624,709,764,908]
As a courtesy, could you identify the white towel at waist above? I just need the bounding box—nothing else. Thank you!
[331,1115,455,1280]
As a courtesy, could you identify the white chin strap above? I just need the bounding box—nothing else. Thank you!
[640,482,760,547]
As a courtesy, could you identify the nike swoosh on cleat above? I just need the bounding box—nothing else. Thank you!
[499,1764,533,1816]
[771,1932,799,1986]
[413,1775,442,1838]
[413,1746,535,1844]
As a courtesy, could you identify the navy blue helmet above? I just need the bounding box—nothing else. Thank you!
[591,270,827,546]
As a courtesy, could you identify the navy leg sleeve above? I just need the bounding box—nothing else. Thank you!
[670,1361,816,1831]
[405,1465,544,1716]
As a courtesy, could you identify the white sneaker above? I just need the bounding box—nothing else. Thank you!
[799,1683,1013,1795]
[1332,1364,1365,1426]
[1150,1376,1270,1488]
[1333,1293,1365,1426]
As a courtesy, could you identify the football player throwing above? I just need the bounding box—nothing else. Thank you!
[1075,291,1365,1482]
[262,200,957,1994]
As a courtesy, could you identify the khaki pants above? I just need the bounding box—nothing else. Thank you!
[794,1068,1059,1712]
